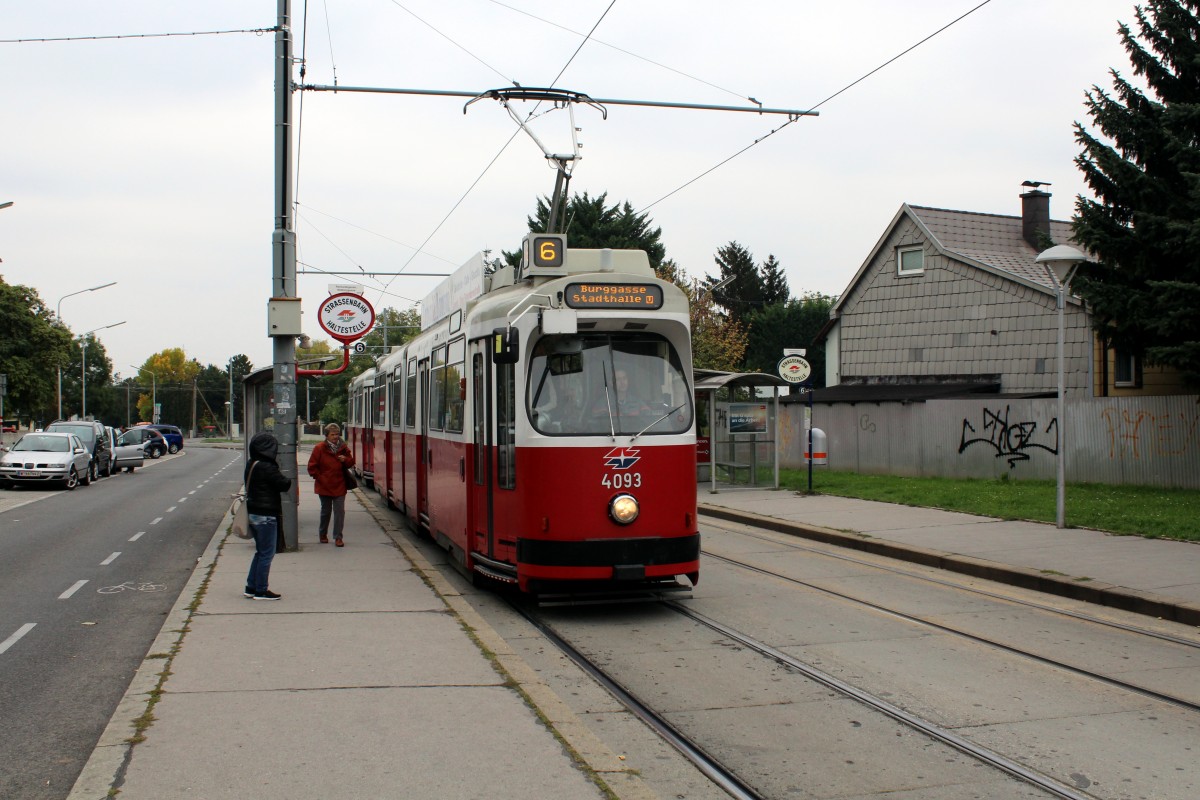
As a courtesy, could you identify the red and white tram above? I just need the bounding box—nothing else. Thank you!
[347,234,699,596]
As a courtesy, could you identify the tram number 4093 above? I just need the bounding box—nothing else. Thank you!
[602,472,643,489]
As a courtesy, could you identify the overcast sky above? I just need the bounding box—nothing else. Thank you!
[2,0,1140,379]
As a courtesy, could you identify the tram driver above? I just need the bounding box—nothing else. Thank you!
[612,368,654,416]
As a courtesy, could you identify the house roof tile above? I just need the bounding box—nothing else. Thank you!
[908,204,1076,291]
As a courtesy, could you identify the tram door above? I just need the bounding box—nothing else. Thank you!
[468,342,491,559]
[416,358,430,528]
[363,386,375,482]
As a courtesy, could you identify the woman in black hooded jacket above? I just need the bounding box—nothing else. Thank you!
[244,432,292,600]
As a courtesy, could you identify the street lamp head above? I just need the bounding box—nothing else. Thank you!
[1036,244,1089,287]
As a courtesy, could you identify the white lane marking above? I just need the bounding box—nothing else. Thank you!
[59,580,89,599]
[0,623,36,655]
[166,506,177,513]
[188,490,197,495]
[150,517,163,525]
[100,552,121,566]
[129,531,145,542]
[177,497,188,503]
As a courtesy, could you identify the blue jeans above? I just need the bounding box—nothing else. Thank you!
[246,513,277,594]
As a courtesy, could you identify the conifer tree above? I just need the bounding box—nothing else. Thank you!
[505,192,666,271]
[707,241,765,312]
[1072,0,1200,385]
[760,254,791,305]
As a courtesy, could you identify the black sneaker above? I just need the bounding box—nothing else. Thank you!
[253,590,282,601]
[243,588,254,598]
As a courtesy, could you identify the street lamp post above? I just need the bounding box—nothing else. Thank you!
[56,281,117,419]
[130,365,157,424]
[77,322,126,418]
[228,357,236,440]
[1035,245,1088,530]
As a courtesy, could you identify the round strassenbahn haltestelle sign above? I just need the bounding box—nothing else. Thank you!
[318,293,376,343]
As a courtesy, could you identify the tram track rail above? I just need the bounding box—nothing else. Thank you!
[702,548,1200,714]
[515,595,1099,800]
[697,505,1200,627]
[509,522,1199,799]
[702,519,1200,652]
[510,600,766,800]
[665,603,1097,800]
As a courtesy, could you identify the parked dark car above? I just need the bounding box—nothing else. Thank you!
[46,420,112,481]
[147,424,184,454]
[117,427,168,459]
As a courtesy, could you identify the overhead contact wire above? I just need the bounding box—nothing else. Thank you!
[486,0,753,104]
[0,28,277,44]
[639,0,995,213]
[376,1,619,307]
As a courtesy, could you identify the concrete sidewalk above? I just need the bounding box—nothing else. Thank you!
[68,461,653,800]
[698,489,1200,627]
[67,468,1199,799]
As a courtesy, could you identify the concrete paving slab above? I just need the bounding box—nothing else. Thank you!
[205,544,438,615]
[118,686,604,800]
[794,633,1154,728]
[965,706,1200,800]
[167,610,498,693]
[663,701,1031,800]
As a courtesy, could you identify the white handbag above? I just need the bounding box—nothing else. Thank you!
[230,462,258,539]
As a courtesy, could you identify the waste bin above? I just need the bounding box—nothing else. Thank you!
[803,427,827,465]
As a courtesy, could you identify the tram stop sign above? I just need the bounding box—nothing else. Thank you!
[317,293,376,344]
[777,355,812,384]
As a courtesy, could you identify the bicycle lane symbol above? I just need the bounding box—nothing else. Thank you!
[97,581,168,594]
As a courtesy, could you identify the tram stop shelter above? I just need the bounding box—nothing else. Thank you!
[241,366,282,454]
[693,369,790,493]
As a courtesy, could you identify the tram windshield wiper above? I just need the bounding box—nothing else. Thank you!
[601,363,616,441]
[630,404,685,442]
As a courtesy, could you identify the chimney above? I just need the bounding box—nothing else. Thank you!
[1020,181,1051,249]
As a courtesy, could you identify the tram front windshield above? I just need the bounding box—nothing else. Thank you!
[529,334,693,436]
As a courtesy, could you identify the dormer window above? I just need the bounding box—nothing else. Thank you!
[897,246,925,276]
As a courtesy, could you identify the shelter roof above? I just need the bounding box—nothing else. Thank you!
[694,369,790,391]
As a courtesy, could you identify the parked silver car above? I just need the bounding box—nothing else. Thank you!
[111,429,146,472]
[0,432,93,489]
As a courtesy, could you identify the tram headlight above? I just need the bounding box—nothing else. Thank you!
[609,493,640,525]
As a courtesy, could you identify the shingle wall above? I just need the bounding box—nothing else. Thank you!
[837,217,1090,395]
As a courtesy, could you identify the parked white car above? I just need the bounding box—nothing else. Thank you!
[0,432,93,489]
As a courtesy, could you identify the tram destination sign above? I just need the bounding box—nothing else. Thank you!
[564,283,664,309]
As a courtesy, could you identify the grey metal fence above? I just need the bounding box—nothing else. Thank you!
[779,394,1200,489]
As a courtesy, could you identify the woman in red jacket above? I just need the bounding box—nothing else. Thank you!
[307,423,356,546]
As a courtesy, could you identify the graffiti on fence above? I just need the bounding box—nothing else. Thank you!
[1101,407,1200,460]
[959,405,1058,468]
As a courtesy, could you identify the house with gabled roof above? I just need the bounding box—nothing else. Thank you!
[778,187,1195,484]
[816,184,1192,401]
[817,186,1089,400]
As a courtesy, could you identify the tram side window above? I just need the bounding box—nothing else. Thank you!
[472,353,485,485]
[405,360,417,428]
[496,361,516,490]
[445,339,465,434]
[374,381,387,428]
[428,345,447,431]
[390,369,403,429]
